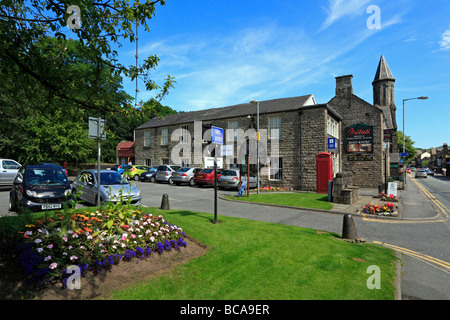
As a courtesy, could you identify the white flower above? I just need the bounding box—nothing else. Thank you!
[34,239,42,244]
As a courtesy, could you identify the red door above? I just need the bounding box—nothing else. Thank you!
[316,152,333,194]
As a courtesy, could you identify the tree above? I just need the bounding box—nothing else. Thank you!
[397,131,417,165]
[0,0,175,115]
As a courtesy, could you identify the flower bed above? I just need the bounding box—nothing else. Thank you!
[10,208,187,289]
[378,193,398,202]
[362,202,397,216]
[259,186,292,192]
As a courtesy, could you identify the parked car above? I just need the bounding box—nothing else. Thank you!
[0,159,21,187]
[425,169,435,176]
[9,164,73,213]
[140,166,159,182]
[193,168,223,187]
[218,169,260,190]
[415,168,427,178]
[171,167,203,186]
[38,162,68,176]
[406,168,411,174]
[123,165,153,181]
[111,164,125,174]
[155,165,182,184]
[72,169,141,206]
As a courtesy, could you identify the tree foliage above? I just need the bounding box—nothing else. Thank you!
[0,1,177,164]
[397,131,417,164]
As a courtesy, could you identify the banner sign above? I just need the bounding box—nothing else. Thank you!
[345,124,373,154]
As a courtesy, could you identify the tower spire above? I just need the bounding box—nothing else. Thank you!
[373,55,394,82]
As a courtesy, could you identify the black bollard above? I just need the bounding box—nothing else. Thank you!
[160,193,170,210]
[342,213,358,240]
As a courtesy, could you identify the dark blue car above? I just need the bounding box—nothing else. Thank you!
[9,164,73,213]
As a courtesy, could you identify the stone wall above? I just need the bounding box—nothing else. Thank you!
[328,75,385,188]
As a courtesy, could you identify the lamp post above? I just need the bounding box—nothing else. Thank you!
[250,99,260,194]
[402,96,428,184]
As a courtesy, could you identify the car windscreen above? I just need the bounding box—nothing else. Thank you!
[223,170,238,176]
[100,172,126,185]
[179,168,190,172]
[201,169,213,173]
[26,168,68,186]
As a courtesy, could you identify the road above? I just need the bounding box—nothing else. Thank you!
[1,173,449,299]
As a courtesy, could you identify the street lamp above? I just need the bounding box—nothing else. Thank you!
[250,99,260,194]
[402,96,428,184]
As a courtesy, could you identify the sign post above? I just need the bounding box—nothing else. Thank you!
[89,117,106,207]
[211,126,223,224]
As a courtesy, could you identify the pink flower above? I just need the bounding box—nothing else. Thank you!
[50,262,58,269]
[44,256,51,261]
[47,244,53,249]
[70,255,78,260]
[131,234,136,239]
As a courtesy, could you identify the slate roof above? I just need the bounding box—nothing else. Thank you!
[373,55,395,82]
[135,95,342,129]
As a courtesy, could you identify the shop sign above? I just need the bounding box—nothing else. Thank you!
[345,124,373,154]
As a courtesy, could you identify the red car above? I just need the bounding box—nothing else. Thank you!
[193,168,223,187]
[406,168,411,174]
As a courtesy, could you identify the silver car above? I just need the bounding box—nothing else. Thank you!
[218,169,260,190]
[415,169,427,178]
[155,165,181,184]
[171,167,203,186]
[72,170,141,206]
[0,159,21,187]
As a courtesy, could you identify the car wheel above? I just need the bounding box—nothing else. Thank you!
[134,174,140,181]
[8,196,15,212]
[150,176,155,182]
[189,178,195,187]
[168,177,174,185]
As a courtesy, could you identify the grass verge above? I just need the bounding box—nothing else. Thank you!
[108,207,398,300]
[224,192,334,210]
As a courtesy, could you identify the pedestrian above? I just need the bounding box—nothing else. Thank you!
[443,167,447,176]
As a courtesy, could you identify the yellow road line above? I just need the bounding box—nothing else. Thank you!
[411,177,449,218]
[373,241,450,272]
[362,216,447,223]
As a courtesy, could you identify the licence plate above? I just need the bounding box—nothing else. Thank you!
[222,181,228,184]
[159,173,163,175]
[197,175,203,178]
[175,173,180,176]
[42,203,61,210]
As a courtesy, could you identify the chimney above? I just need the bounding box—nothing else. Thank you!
[335,75,353,97]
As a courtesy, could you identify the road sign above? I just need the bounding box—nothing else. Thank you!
[88,117,106,140]
[400,152,409,157]
[211,126,223,144]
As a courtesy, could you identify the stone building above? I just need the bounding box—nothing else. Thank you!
[133,55,398,191]
[134,95,343,191]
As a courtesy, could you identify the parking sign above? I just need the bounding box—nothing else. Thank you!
[211,126,223,144]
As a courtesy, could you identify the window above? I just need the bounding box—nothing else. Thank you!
[269,116,282,139]
[181,125,189,143]
[144,130,151,147]
[270,157,282,180]
[145,159,152,167]
[161,128,168,145]
[227,120,239,141]
[327,115,339,138]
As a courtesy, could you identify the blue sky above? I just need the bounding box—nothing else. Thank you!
[117,0,450,149]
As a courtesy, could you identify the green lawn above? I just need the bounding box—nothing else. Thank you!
[224,192,334,210]
[108,207,398,300]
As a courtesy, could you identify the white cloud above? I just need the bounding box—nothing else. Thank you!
[439,29,450,51]
[320,0,371,31]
